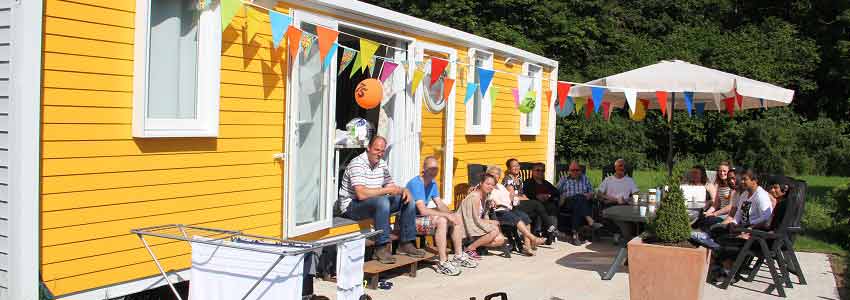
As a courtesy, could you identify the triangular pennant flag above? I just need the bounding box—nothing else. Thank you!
[723,97,736,117]
[337,48,355,76]
[285,26,302,61]
[316,26,339,65]
[477,68,495,97]
[379,61,399,83]
[602,101,611,121]
[511,88,520,108]
[545,90,552,108]
[300,34,314,56]
[632,99,647,121]
[368,56,377,77]
[655,91,668,116]
[585,98,594,119]
[442,78,455,101]
[490,86,498,109]
[359,38,379,72]
[695,103,706,118]
[639,99,650,112]
[624,89,637,115]
[591,87,605,113]
[464,83,478,105]
[713,93,723,111]
[733,80,743,110]
[684,91,694,117]
[559,96,574,117]
[410,67,426,95]
[245,6,264,44]
[349,52,362,78]
[269,10,292,48]
[323,43,338,71]
[574,97,585,114]
[556,82,572,111]
[430,58,449,86]
[221,0,242,32]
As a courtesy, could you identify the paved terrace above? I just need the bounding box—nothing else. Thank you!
[314,241,839,300]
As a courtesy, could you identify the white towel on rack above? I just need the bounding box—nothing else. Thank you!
[336,238,366,300]
[189,238,305,300]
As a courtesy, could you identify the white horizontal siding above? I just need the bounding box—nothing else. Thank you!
[0,132,6,149]
[0,97,7,113]
[0,45,7,61]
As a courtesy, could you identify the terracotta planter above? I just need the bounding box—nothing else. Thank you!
[627,237,710,300]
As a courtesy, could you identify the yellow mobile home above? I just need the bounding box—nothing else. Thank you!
[3,0,559,298]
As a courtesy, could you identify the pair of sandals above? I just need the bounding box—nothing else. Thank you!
[521,236,546,256]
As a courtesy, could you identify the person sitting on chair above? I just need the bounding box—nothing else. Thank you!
[406,156,477,276]
[504,159,557,243]
[456,173,507,259]
[556,161,602,245]
[483,165,545,256]
[598,159,639,206]
[521,163,560,239]
[338,136,426,264]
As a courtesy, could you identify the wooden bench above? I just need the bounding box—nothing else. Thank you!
[362,251,436,289]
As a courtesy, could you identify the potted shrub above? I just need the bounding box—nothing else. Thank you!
[627,178,710,300]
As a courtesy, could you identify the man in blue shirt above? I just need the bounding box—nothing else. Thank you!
[406,156,476,276]
[556,161,601,245]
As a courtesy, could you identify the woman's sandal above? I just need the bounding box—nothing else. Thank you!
[521,244,535,256]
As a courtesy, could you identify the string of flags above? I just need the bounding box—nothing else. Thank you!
[220,0,765,120]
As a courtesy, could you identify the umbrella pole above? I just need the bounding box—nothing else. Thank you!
[667,93,676,177]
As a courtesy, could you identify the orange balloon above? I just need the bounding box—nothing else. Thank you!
[355,78,383,109]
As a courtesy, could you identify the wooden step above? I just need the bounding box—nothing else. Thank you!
[363,253,436,289]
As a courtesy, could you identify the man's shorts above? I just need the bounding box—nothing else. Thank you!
[415,215,439,235]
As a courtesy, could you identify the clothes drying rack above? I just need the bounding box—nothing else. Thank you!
[131,224,380,300]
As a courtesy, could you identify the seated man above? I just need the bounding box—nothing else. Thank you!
[598,159,639,206]
[338,136,426,264]
[556,161,602,245]
[521,163,559,241]
[406,156,476,276]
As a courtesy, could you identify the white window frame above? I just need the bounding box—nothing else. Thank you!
[519,62,542,135]
[465,48,493,135]
[132,0,221,138]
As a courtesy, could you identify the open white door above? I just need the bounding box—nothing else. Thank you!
[284,11,337,237]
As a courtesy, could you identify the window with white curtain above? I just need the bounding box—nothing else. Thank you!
[466,49,493,135]
[132,0,221,137]
[520,62,542,135]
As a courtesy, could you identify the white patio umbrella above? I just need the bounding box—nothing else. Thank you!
[569,60,795,176]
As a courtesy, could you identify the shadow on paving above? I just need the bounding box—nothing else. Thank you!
[555,241,628,278]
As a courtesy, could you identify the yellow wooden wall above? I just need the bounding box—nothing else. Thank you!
[40,0,289,296]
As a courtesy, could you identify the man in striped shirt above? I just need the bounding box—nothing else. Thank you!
[555,161,600,245]
[338,136,425,264]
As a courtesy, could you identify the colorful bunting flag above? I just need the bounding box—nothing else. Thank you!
[684,91,694,117]
[511,88,520,108]
[632,100,647,121]
[442,78,455,101]
[269,10,291,48]
[640,99,650,112]
[724,97,735,117]
[558,96,574,117]
[624,89,637,115]
[490,86,498,109]
[379,61,399,83]
[323,43,338,71]
[556,82,572,111]
[368,57,377,77]
[221,0,242,32]
[733,80,743,110]
[591,87,605,113]
[695,103,706,117]
[656,91,668,116]
[359,38,380,72]
[545,90,552,108]
[713,93,723,111]
[316,26,339,64]
[519,91,536,113]
[585,98,593,119]
[574,97,585,115]
[477,68,495,97]
[337,48,355,76]
[349,52,362,78]
[602,101,611,121]
[430,58,449,86]
[464,83,478,105]
[245,6,264,44]
[410,67,426,96]
[300,35,314,56]
[285,26,302,61]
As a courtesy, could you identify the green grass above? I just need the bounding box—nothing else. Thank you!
[796,235,849,256]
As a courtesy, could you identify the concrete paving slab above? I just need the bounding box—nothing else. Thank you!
[313,241,839,300]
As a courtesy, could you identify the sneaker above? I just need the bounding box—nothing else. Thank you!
[373,245,396,264]
[452,253,479,268]
[436,261,461,276]
[464,249,481,260]
[397,242,426,258]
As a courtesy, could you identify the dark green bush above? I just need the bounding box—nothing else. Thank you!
[650,178,692,243]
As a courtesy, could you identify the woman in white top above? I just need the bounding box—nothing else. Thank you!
[482,165,544,255]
